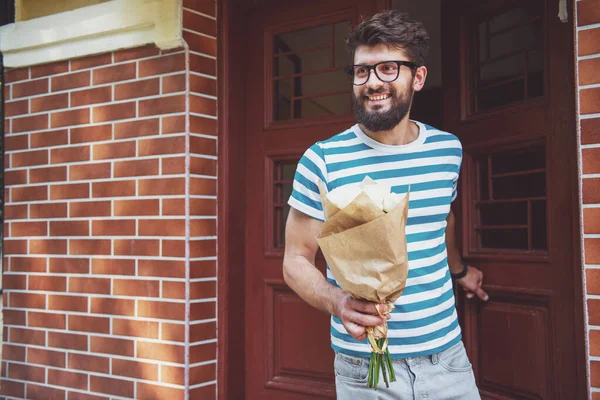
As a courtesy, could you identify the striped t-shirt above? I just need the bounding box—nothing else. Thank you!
[288,121,463,359]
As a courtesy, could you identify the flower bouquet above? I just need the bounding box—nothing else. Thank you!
[316,177,409,390]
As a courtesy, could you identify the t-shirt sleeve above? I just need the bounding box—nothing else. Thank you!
[451,139,463,202]
[288,143,327,221]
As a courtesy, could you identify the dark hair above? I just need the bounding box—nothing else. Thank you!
[346,10,430,66]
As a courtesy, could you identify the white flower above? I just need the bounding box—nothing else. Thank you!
[326,176,405,212]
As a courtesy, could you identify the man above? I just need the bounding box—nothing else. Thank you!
[283,10,487,400]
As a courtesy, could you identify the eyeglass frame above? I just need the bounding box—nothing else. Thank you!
[344,60,419,86]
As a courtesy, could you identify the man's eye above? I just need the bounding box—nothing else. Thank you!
[379,64,398,74]
[355,67,369,76]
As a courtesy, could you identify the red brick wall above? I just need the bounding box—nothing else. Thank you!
[0,0,218,397]
[578,0,600,398]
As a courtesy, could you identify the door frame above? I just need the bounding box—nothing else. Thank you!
[216,0,588,399]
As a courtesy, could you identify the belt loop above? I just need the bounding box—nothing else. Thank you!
[431,353,439,365]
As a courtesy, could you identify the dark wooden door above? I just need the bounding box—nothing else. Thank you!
[441,0,586,399]
[243,1,387,399]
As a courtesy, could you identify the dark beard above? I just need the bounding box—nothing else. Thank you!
[353,85,414,132]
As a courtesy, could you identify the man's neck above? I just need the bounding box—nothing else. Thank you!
[359,117,418,146]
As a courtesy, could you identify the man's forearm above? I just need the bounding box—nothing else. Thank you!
[283,255,344,318]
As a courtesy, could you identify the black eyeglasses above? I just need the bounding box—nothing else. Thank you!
[344,60,418,86]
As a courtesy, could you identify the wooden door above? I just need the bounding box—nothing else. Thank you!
[441,0,586,398]
[242,1,386,399]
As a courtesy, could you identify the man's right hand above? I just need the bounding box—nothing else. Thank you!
[337,294,389,342]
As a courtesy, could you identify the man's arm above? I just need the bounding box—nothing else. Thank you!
[283,208,387,342]
[446,209,489,301]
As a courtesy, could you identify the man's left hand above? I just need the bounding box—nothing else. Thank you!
[456,266,489,301]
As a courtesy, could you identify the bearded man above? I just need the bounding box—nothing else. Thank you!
[283,9,487,400]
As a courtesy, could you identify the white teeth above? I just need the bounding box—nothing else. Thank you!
[368,94,390,101]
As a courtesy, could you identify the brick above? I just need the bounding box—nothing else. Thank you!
[50,183,89,200]
[591,329,600,356]
[69,277,111,294]
[162,115,186,134]
[140,178,185,195]
[115,78,160,100]
[114,45,160,62]
[13,78,49,98]
[115,199,159,216]
[190,385,216,399]
[190,114,216,135]
[163,239,185,257]
[113,318,159,339]
[27,348,66,368]
[163,281,185,299]
[184,0,215,16]
[161,365,185,385]
[139,94,186,116]
[161,322,185,342]
[114,118,159,139]
[10,327,45,346]
[585,208,600,234]
[12,114,49,133]
[30,166,67,183]
[138,300,185,320]
[191,239,216,258]
[190,53,216,77]
[114,279,160,297]
[93,62,136,84]
[139,53,185,77]
[92,219,136,236]
[4,309,26,325]
[139,136,185,156]
[92,258,135,275]
[5,169,27,185]
[4,239,28,254]
[114,158,159,177]
[48,368,89,391]
[69,162,111,180]
[183,8,216,36]
[91,336,134,357]
[31,202,67,218]
[69,315,110,334]
[30,129,68,148]
[114,239,160,256]
[90,376,134,398]
[92,180,135,197]
[91,297,135,316]
[191,135,217,155]
[163,198,186,215]
[10,221,46,237]
[137,341,185,363]
[581,87,600,115]
[5,133,29,150]
[29,275,66,292]
[162,156,185,174]
[50,220,89,236]
[111,359,159,382]
[139,218,185,236]
[189,363,216,385]
[139,260,185,278]
[51,108,90,128]
[5,204,28,219]
[191,157,218,176]
[31,93,69,113]
[578,0,600,26]
[190,74,217,96]
[68,353,110,374]
[51,145,91,163]
[9,363,45,383]
[49,258,90,274]
[136,382,184,400]
[579,28,600,56]
[184,31,217,57]
[28,311,66,329]
[68,391,110,400]
[4,344,26,362]
[4,275,27,290]
[5,68,29,83]
[30,239,67,255]
[71,53,113,70]
[163,73,186,93]
[51,71,90,92]
[30,61,69,78]
[12,149,48,167]
[5,99,29,117]
[0,379,26,397]
[93,141,135,160]
[190,342,216,363]
[49,295,88,312]
[191,177,217,196]
[93,102,136,122]
[71,124,112,143]
[584,178,600,204]
[48,331,88,351]
[592,359,600,387]
[579,58,600,86]
[10,257,46,272]
[191,280,217,299]
[70,200,111,217]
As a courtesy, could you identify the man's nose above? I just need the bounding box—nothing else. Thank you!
[365,68,384,89]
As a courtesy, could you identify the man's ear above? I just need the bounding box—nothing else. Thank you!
[413,66,427,92]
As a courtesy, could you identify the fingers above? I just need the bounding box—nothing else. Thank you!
[343,321,368,342]
[475,286,489,301]
[343,308,386,327]
[347,297,382,315]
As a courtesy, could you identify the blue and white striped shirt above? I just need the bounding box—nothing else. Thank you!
[288,121,463,359]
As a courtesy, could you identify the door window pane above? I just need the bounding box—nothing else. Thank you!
[273,160,298,250]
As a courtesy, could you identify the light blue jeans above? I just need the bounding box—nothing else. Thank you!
[334,341,480,400]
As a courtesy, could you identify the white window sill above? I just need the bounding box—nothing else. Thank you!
[0,0,183,68]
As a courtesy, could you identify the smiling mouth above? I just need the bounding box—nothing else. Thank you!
[366,94,391,101]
